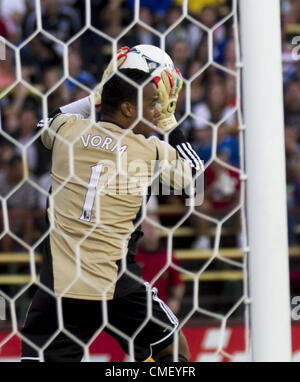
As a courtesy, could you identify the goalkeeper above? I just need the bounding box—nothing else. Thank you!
[20,48,203,362]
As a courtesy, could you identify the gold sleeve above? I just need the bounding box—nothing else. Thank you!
[41,114,81,150]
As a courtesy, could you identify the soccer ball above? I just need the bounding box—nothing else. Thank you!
[120,44,174,77]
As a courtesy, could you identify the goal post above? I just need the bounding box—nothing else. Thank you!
[239,0,292,361]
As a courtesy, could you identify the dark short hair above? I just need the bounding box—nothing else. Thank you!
[100,68,152,117]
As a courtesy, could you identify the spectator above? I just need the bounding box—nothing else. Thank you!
[282,0,300,24]
[285,58,300,85]
[22,0,81,77]
[125,0,172,25]
[174,61,205,137]
[135,206,185,315]
[88,1,132,66]
[163,6,188,51]
[193,81,236,132]
[193,123,239,168]
[199,6,226,44]
[187,61,205,106]
[281,30,297,85]
[67,50,96,94]
[217,125,239,166]
[42,67,69,112]
[173,0,228,17]
[168,39,190,77]
[99,0,123,38]
[15,109,39,174]
[0,141,15,172]
[285,124,300,244]
[192,151,241,249]
[222,38,236,71]
[0,0,26,20]
[193,125,213,164]
[23,0,81,44]
[224,75,236,108]
[20,35,62,84]
[284,80,300,127]
[193,37,221,83]
[193,37,209,68]
[184,5,227,60]
[2,71,39,137]
[0,16,7,42]
[0,0,26,43]
[0,48,15,90]
[125,7,160,47]
[157,5,181,32]
[0,155,39,251]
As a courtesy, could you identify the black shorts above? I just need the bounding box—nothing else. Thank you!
[20,282,178,362]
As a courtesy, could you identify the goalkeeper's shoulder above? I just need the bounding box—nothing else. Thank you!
[37,110,85,129]
[38,110,86,150]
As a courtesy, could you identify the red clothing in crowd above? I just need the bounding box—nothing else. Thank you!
[0,18,7,37]
[205,166,240,209]
[135,247,183,303]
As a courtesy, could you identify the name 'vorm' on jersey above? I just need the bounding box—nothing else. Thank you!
[40,113,194,301]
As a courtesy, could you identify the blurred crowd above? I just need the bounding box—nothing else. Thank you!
[0,0,299,257]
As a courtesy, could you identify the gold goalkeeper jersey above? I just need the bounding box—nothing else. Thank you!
[41,113,192,300]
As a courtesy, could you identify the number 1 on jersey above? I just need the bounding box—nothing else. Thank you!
[79,164,104,222]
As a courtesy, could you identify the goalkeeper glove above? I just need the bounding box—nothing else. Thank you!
[154,67,183,132]
[91,46,130,109]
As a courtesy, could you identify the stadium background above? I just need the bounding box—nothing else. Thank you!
[0,0,300,361]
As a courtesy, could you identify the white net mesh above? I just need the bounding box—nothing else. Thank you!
[0,0,252,362]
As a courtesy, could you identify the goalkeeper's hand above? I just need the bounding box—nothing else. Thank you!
[91,46,130,109]
[154,67,183,132]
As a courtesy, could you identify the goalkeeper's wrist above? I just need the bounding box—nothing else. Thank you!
[158,115,177,132]
[169,128,187,148]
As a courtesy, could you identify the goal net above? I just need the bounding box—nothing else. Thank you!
[0,0,255,362]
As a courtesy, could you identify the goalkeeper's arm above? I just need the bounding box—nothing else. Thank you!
[154,68,204,176]
[152,67,203,207]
